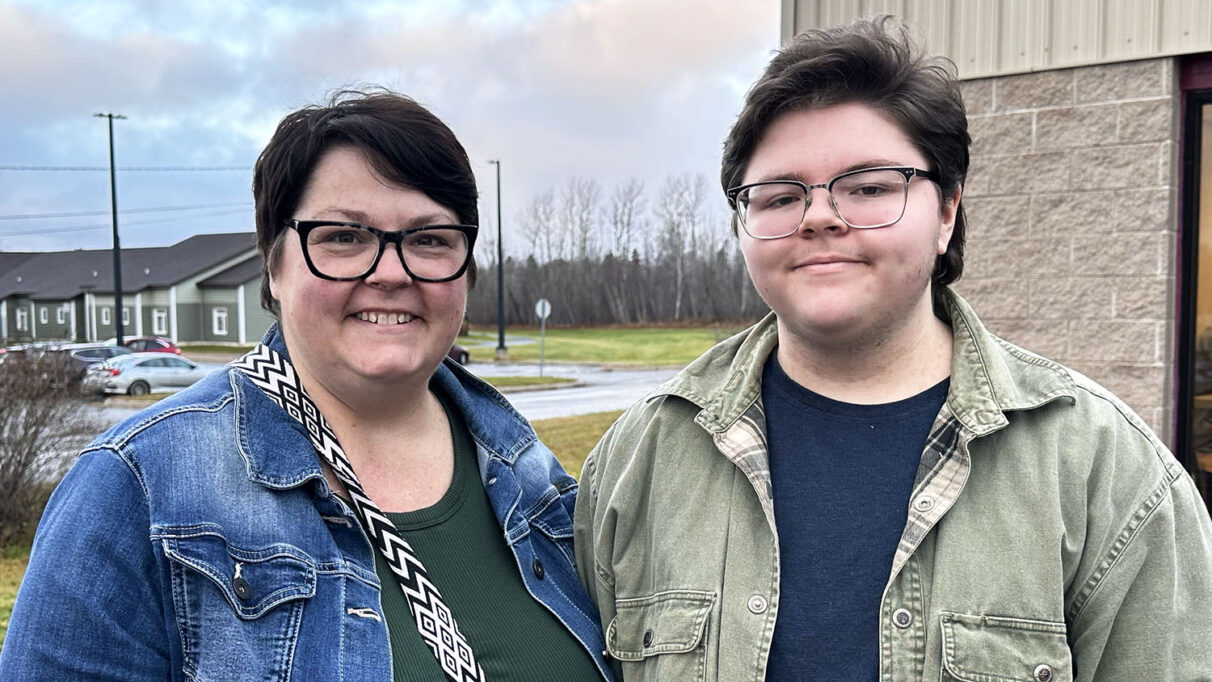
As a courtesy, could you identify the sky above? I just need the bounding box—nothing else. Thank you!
[0,0,781,256]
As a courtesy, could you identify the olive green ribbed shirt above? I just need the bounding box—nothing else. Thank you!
[370,391,599,681]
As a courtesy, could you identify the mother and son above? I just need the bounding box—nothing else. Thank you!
[4,17,1212,682]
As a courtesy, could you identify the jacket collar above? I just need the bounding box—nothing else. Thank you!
[655,287,1077,437]
[232,324,536,489]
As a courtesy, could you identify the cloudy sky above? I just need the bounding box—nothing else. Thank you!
[0,0,780,256]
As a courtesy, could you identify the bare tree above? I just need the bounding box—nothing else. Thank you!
[559,177,601,261]
[606,178,646,257]
[0,354,101,548]
[519,189,558,263]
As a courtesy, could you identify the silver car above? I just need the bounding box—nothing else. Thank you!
[86,353,211,396]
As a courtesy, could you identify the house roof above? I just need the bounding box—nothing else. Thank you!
[0,232,256,300]
[197,255,263,288]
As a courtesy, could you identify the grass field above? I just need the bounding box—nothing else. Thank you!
[487,326,739,365]
[0,408,622,652]
[480,375,576,388]
[532,409,623,480]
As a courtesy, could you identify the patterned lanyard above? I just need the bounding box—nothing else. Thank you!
[232,344,485,682]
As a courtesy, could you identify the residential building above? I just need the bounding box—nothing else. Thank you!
[0,232,273,346]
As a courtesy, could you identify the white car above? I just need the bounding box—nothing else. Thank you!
[86,353,211,396]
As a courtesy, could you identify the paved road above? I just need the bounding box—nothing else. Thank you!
[92,362,678,428]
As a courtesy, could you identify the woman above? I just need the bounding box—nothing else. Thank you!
[1,91,611,681]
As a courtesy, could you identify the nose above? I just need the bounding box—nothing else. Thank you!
[797,185,847,237]
[363,242,414,289]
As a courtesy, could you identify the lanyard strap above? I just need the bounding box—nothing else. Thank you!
[232,344,485,682]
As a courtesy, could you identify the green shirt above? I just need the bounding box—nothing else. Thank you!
[371,390,600,682]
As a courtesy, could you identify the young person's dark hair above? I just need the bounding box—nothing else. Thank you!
[721,16,969,287]
[253,89,478,314]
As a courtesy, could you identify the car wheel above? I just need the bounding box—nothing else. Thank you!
[128,381,150,397]
[455,351,469,365]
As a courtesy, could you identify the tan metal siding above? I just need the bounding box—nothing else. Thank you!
[784,0,1212,79]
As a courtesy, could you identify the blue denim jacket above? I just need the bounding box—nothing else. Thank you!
[0,327,612,681]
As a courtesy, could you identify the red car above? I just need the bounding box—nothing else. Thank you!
[122,336,182,355]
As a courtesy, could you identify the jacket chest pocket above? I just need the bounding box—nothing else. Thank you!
[163,533,317,682]
[606,590,715,682]
[940,612,1073,682]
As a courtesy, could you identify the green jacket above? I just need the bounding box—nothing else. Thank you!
[574,288,1212,681]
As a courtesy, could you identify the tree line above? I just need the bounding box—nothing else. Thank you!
[467,173,770,326]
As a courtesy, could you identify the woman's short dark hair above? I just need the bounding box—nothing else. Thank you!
[253,89,478,314]
[720,16,970,287]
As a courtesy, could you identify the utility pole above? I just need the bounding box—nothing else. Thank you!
[95,112,126,345]
[488,159,507,360]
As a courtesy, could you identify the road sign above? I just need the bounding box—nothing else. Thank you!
[535,298,551,321]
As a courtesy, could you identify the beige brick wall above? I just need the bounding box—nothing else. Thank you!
[954,58,1179,441]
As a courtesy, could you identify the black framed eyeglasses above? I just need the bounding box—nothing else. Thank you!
[285,219,478,282]
[726,166,940,239]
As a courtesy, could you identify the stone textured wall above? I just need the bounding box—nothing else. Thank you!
[956,58,1178,441]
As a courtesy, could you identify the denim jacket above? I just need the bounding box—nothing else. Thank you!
[574,288,1212,681]
[1,327,612,681]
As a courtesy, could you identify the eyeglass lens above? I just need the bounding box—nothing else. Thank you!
[304,224,470,280]
[738,169,910,236]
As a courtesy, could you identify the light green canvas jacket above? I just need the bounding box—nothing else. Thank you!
[574,288,1212,681]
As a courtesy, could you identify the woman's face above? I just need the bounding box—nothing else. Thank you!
[269,145,468,398]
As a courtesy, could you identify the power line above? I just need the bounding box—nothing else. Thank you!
[0,165,249,171]
[0,201,253,221]
[0,207,252,237]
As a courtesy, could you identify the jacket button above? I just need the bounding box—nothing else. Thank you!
[232,576,251,600]
[1034,664,1053,682]
[642,629,654,647]
[532,557,545,580]
[747,595,768,614]
[913,495,934,512]
[892,608,913,629]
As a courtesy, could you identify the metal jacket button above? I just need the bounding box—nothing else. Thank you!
[913,495,934,512]
[233,576,251,600]
[532,557,545,579]
[747,595,768,614]
[1034,664,1053,682]
[642,629,654,647]
[892,608,913,629]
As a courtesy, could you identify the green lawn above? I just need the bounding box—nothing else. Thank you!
[0,408,622,652]
[532,409,623,480]
[491,326,739,366]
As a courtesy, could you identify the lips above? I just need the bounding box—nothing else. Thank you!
[355,311,416,325]
[798,255,864,268]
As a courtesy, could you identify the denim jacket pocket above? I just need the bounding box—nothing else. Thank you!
[526,482,577,565]
[940,612,1072,682]
[606,590,715,682]
[162,532,317,681]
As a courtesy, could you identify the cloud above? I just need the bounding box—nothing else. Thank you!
[0,0,779,252]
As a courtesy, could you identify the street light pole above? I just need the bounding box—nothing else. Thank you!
[95,112,127,345]
[488,159,507,360]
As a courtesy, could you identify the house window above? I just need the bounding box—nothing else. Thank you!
[153,309,168,335]
[212,307,228,336]
[101,307,111,325]
[15,308,27,331]
[56,305,67,325]
[122,307,130,325]
[39,307,48,324]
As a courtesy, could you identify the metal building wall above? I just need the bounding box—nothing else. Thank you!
[783,0,1212,79]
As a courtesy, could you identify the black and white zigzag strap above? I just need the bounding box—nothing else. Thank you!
[232,344,485,682]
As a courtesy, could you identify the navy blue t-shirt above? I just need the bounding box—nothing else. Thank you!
[762,354,949,680]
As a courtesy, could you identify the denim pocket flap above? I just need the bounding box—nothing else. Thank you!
[940,612,1072,682]
[606,590,715,661]
[526,483,575,540]
[164,533,317,620]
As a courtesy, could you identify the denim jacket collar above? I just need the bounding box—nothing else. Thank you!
[234,324,541,489]
[655,286,1078,438]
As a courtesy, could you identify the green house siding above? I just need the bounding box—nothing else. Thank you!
[244,278,274,342]
[175,303,201,341]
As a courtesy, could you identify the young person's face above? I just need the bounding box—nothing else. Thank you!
[737,102,959,346]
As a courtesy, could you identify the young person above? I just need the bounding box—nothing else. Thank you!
[574,18,1212,681]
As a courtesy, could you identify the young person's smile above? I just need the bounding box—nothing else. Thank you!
[738,102,958,347]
